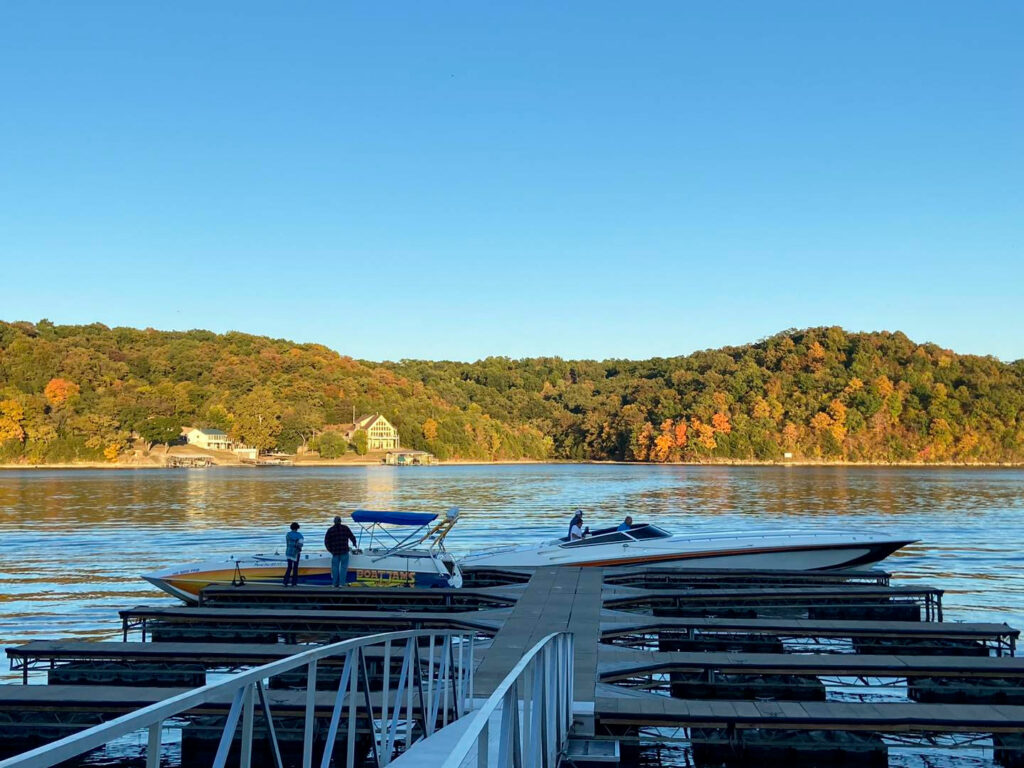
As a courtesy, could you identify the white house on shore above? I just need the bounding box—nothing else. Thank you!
[327,414,401,451]
[183,427,233,452]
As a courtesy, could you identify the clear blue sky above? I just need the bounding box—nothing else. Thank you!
[1,2,1021,362]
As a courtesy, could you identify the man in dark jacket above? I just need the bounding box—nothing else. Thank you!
[325,516,359,587]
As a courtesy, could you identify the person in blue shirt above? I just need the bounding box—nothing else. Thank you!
[616,516,634,532]
[283,522,304,587]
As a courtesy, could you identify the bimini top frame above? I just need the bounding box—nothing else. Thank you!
[351,507,460,559]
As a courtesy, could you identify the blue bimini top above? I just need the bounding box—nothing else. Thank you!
[351,510,438,526]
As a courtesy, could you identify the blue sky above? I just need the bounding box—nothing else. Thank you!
[1,2,1021,362]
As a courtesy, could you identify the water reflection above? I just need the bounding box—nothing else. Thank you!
[1,465,1022,673]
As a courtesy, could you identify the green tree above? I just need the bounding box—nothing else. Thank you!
[318,431,348,459]
[352,429,369,455]
[229,389,282,452]
[138,416,181,445]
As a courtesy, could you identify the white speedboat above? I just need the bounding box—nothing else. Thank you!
[460,523,915,571]
[143,509,463,603]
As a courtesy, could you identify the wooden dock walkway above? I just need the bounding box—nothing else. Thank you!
[595,685,1024,733]
[119,605,509,641]
[198,583,522,610]
[602,584,943,620]
[474,567,603,734]
[600,612,1019,654]
[599,646,1024,681]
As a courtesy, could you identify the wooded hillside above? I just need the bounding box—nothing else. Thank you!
[1,320,1021,464]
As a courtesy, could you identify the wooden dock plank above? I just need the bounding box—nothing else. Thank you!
[597,649,1024,679]
[594,693,1024,731]
[600,612,1017,639]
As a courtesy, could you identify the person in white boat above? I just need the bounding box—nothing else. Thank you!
[283,522,303,587]
[616,515,634,532]
[569,509,590,540]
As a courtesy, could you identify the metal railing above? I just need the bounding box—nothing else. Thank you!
[393,631,574,768]
[0,629,475,768]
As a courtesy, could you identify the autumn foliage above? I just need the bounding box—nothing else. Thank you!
[1,322,1022,465]
[44,378,79,407]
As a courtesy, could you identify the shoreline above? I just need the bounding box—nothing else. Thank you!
[1,458,1021,470]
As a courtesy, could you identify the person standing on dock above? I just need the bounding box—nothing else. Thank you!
[283,522,303,587]
[325,515,358,587]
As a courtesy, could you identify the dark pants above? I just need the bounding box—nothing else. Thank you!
[283,558,299,586]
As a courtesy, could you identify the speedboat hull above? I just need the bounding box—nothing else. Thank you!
[460,529,915,571]
[144,550,461,603]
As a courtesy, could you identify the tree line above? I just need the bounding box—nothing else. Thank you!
[0,320,1021,464]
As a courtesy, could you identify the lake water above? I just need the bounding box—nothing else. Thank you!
[1,463,1022,662]
[1,464,1023,766]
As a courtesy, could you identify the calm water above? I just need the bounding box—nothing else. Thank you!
[1,464,1023,765]
[1,463,1022,663]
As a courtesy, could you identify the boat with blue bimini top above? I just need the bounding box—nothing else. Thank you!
[142,508,463,603]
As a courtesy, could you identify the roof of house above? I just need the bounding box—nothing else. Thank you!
[354,414,386,430]
[324,414,396,434]
[190,428,228,437]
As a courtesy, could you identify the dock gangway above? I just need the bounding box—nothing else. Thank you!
[392,631,575,768]
[0,629,475,768]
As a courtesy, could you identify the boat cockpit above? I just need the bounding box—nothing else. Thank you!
[556,523,672,548]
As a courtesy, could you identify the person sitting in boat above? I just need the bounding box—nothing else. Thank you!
[569,510,590,540]
[616,515,634,532]
[283,522,303,587]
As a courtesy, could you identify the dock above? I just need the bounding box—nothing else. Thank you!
[3,563,1024,767]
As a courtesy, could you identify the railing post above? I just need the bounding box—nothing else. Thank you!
[303,659,318,768]
[468,633,476,711]
[257,680,285,768]
[346,650,358,768]
[240,682,255,768]
[381,640,392,755]
[320,652,354,768]
[426,635,435,733]
[477,718,489,767]
[384,640,413,764]
[405,638,415,750]
[145,721,161,768]
[212,686,246,768]
[442,636,452,727]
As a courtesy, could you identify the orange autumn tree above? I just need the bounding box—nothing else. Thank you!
[422,418,438,441]
[44,378,79,407]
[711,392,732,434]
[673,420,688,449]
[827,398,847,443]
[0,399,26,442]
[632,422,655,460]
[690,417,717,451]
[650,419,677,462]
[751,397,771,420]
[782,422,798,450]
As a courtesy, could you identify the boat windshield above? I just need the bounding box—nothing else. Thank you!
[558,523,671,547]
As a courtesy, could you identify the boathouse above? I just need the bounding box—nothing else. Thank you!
[383,449,435,465]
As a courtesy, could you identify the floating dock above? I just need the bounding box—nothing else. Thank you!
[3,563,1024,767]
